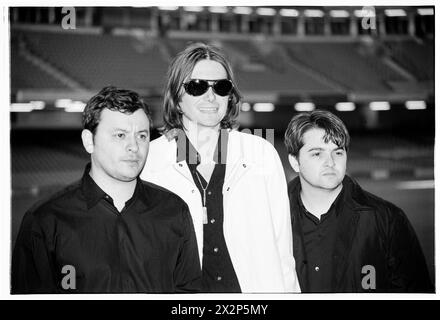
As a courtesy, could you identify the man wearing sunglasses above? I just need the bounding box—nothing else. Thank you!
[141,43,300,293]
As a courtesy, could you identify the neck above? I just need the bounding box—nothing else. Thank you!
[299,180,343,219]
[184,120,220,164]
[89,166,137,212]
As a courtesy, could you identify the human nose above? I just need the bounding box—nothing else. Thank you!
[324,153,335,167]
[204,86,215,102]
[126,135,139,153]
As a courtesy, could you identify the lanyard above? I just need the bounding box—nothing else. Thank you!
[194,170,209,225]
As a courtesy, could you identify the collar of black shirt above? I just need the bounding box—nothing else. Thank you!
[81,163,148,210]
[175,129,229,165]
[297,186,345,225]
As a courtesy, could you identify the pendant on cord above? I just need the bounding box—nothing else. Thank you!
[202,206,208,224]
[195,172,209,225]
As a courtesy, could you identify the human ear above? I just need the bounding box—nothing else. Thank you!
[288,154,300,173]
[81,129,94,154]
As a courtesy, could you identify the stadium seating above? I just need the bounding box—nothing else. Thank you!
[11,35,68,90]
[10,29,433,97]
[222,40,339,93]
[384,39,434,81]
[11,53,69,90]
[284,41,407,92]
[159,38,340,93]
[19,31,170,91]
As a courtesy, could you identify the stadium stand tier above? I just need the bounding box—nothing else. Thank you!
[284,41,407,93]
[14,30,170,91]
[384,39,434,81]
[11,29,433,98]
[11,35,69,90]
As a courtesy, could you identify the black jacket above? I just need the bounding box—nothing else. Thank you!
[289,175,433,293]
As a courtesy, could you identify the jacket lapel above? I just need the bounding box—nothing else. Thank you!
[332,177,373,290]
[173,160,195,185]
[157,135,195,186]
[223,131,251,192]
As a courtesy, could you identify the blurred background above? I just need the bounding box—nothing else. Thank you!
[9,6,434,284]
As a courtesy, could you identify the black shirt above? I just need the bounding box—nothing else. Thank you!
[297,188,344,292]
[11,164,201,294]
[176,130,241,293]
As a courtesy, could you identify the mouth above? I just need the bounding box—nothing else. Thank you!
[199,107,219,113]
[122,159,140,164]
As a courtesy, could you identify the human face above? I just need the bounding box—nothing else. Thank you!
[179,59,230,130]
[87,108,150,183]
[289,128,347,191]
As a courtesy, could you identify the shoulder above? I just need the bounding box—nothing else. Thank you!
[143,135,176,172]
[287,176,301,195]
[230,129,272,146]
[149,135,174,151]
[345,176,408,223]
[229,129,279,157]
[150,134,170,145]
[140,180,188,211]
[20,180,83,229]
[139,180,192,229]
[30,180,82,215]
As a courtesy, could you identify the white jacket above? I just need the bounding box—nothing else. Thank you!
[141,130,300,293]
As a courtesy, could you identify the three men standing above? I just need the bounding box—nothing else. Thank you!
[11,45,432,294]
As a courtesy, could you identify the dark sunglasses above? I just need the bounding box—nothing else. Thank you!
[182,79,234,97]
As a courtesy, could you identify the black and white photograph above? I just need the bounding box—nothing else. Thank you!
[3,3,436,299]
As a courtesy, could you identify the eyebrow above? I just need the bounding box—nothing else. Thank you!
[113,128,149,133]
[307,147,344,152]
[189,78,228,82]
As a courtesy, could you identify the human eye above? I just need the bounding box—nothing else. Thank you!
[114,132,125,139]
[335,149,345,156]
[138,132,149,141]
[311,152,321,157]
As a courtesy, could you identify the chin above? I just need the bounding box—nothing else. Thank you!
[117,169,140,182]
[118,175,138,182]
[198,120,222,128]
[321,180,343,190]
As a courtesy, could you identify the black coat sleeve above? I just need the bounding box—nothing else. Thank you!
[387,207,434,292]
[11,210,58,294]
[173,203,202,293]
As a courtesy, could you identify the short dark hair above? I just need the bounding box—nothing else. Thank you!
[162,42,241,132]
[284,110,350,157]
[82,86,152,134]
